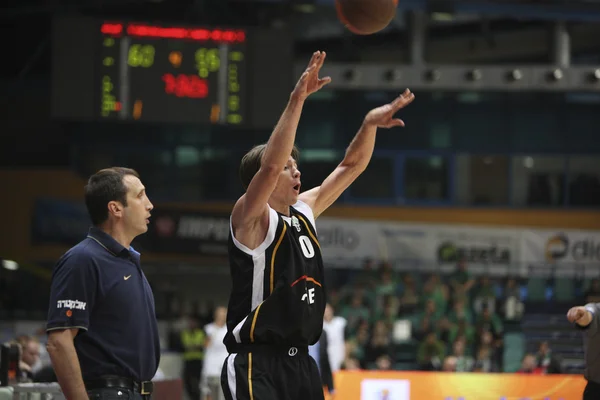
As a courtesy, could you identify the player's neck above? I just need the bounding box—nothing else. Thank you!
[268,200,291,217]
[98,222,135,250]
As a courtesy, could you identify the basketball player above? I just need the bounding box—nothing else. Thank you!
[221,51,415,400]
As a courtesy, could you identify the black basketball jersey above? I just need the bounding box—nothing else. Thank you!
[224,200,326,351]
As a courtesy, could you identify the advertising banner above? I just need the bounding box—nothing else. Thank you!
[316,217,521,274]
[30,198,91,247]
[520,229,600,277]
[333,370,586,400]
[136,208,230,256]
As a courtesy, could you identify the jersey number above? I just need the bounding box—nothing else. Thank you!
[299,235,315,259]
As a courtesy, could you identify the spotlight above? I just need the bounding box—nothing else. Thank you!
[547,68,563,81]
[424,69,441,82]
[466,69,482,81]
[507,69,523,82]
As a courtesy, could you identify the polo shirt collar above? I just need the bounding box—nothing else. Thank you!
[87,227,136,258]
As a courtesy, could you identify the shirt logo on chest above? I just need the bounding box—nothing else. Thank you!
[291,216,302,232]
[124,275,132,280]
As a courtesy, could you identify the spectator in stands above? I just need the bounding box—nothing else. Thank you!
[535,341,562,374]
[422,274,449,315]
[374,354,392,370]
[364,320,393,367]
[417,332,445,371]
[473,276,496,315]
[448,318,475,349]
[417,299,440,339]
[322,303,347,373]
[501,277,524,321]
[345,321,370,367]
[451,338,474,372]
[517,354,544,374]
[473,331,501,372]
[14,336,41,381]
[442,356,457,372]
[341,357,361,370]
[449,297,473,325]
[450,258,475,296]
[397,274,419,316]
[436,317,452,344]
[584,279,600,303]
[339,289,371,337]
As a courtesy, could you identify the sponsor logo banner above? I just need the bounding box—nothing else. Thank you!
[521,229,600,276]
[138,208,230,255]
[316,217,520,274]
[334,371,585,400]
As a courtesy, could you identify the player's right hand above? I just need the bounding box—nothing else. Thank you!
[567,306,588,323]
[292,51,331,101]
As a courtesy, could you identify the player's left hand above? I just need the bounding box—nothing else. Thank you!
[364,88,415,128]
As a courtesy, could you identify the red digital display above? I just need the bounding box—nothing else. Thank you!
[101,22,246,43]
[162,74,209,98]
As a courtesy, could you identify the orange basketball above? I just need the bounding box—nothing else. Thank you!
[335,0,398,35]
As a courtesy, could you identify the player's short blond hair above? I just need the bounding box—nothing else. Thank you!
[239,144,300,190]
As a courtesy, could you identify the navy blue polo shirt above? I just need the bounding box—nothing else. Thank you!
[46,227,160,381]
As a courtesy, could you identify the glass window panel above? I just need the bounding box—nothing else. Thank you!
[510,156,566,207]
[565,105,600,152]
[349,157,394,200]
[403,156,449,201]
[455,155,509,205]
[568,156,600,207]
[453,105,509,152]
[298,150,343,195]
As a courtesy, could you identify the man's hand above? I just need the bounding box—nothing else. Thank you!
[291,51,331,101]
[364,88,415,128]
[567,306,592,326]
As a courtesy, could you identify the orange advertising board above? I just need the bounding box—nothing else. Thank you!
[332,371,586,400]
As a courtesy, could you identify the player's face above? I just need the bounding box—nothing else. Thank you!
[122,175,154,236]
[272,156,301,206]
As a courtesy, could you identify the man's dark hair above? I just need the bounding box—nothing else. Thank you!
[85,167,140,226]
[239,144,300,190]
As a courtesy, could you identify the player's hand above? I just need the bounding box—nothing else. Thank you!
[364,88,415,128]
[567,306,589,324]
[291,51,331,101]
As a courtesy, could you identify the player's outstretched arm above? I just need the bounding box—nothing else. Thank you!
[299,89,415,219]
[232,52,331,232]
[567,305,594,327]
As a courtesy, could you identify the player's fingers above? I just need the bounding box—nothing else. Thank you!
[307,51,320,68]
[317,51,327,69]
[318,77,332,88]
[389,118,405,127]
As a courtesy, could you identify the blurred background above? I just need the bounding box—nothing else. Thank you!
[1,0,600,398]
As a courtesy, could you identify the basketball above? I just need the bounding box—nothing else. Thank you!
[335,0,398,35]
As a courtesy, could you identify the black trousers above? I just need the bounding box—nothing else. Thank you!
[584,379,600,400]
[87,387,151,400]
[221,347,324,400]
[183,359,204,400]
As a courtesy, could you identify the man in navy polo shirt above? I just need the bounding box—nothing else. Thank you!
[46,167,160,400]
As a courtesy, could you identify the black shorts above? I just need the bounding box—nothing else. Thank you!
[221,344,324,400]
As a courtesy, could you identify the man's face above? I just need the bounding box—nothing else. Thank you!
[271,157,301,207]
[121,175,153,236]
[22,341,40,368]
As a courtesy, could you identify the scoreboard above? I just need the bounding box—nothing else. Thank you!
[52,16,292,129]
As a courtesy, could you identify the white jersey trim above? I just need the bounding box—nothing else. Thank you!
[292,200,317,233]
[230,207,279,256]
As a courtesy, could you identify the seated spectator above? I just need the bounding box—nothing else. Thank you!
[416,299,440,339]
[397,275,420,316]
[373,295,399,330]
[436,316,453,344]
[442,356,458,372]
[517,354,544,374]
[417,332,445,371]
[364,320,393,366]
[339,290,371,337]
[451,338,474,372]
[422,274,449,315]
[345,321,370,367]
[449,258,475,296]
[374,354,392,370]
[448,297,473,325]
[473,331,501,372]
[341,357,362,370]
[448,319,476,350]
[535,341,562,374]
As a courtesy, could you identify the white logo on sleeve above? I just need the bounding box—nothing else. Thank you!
[57,299,87,310]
